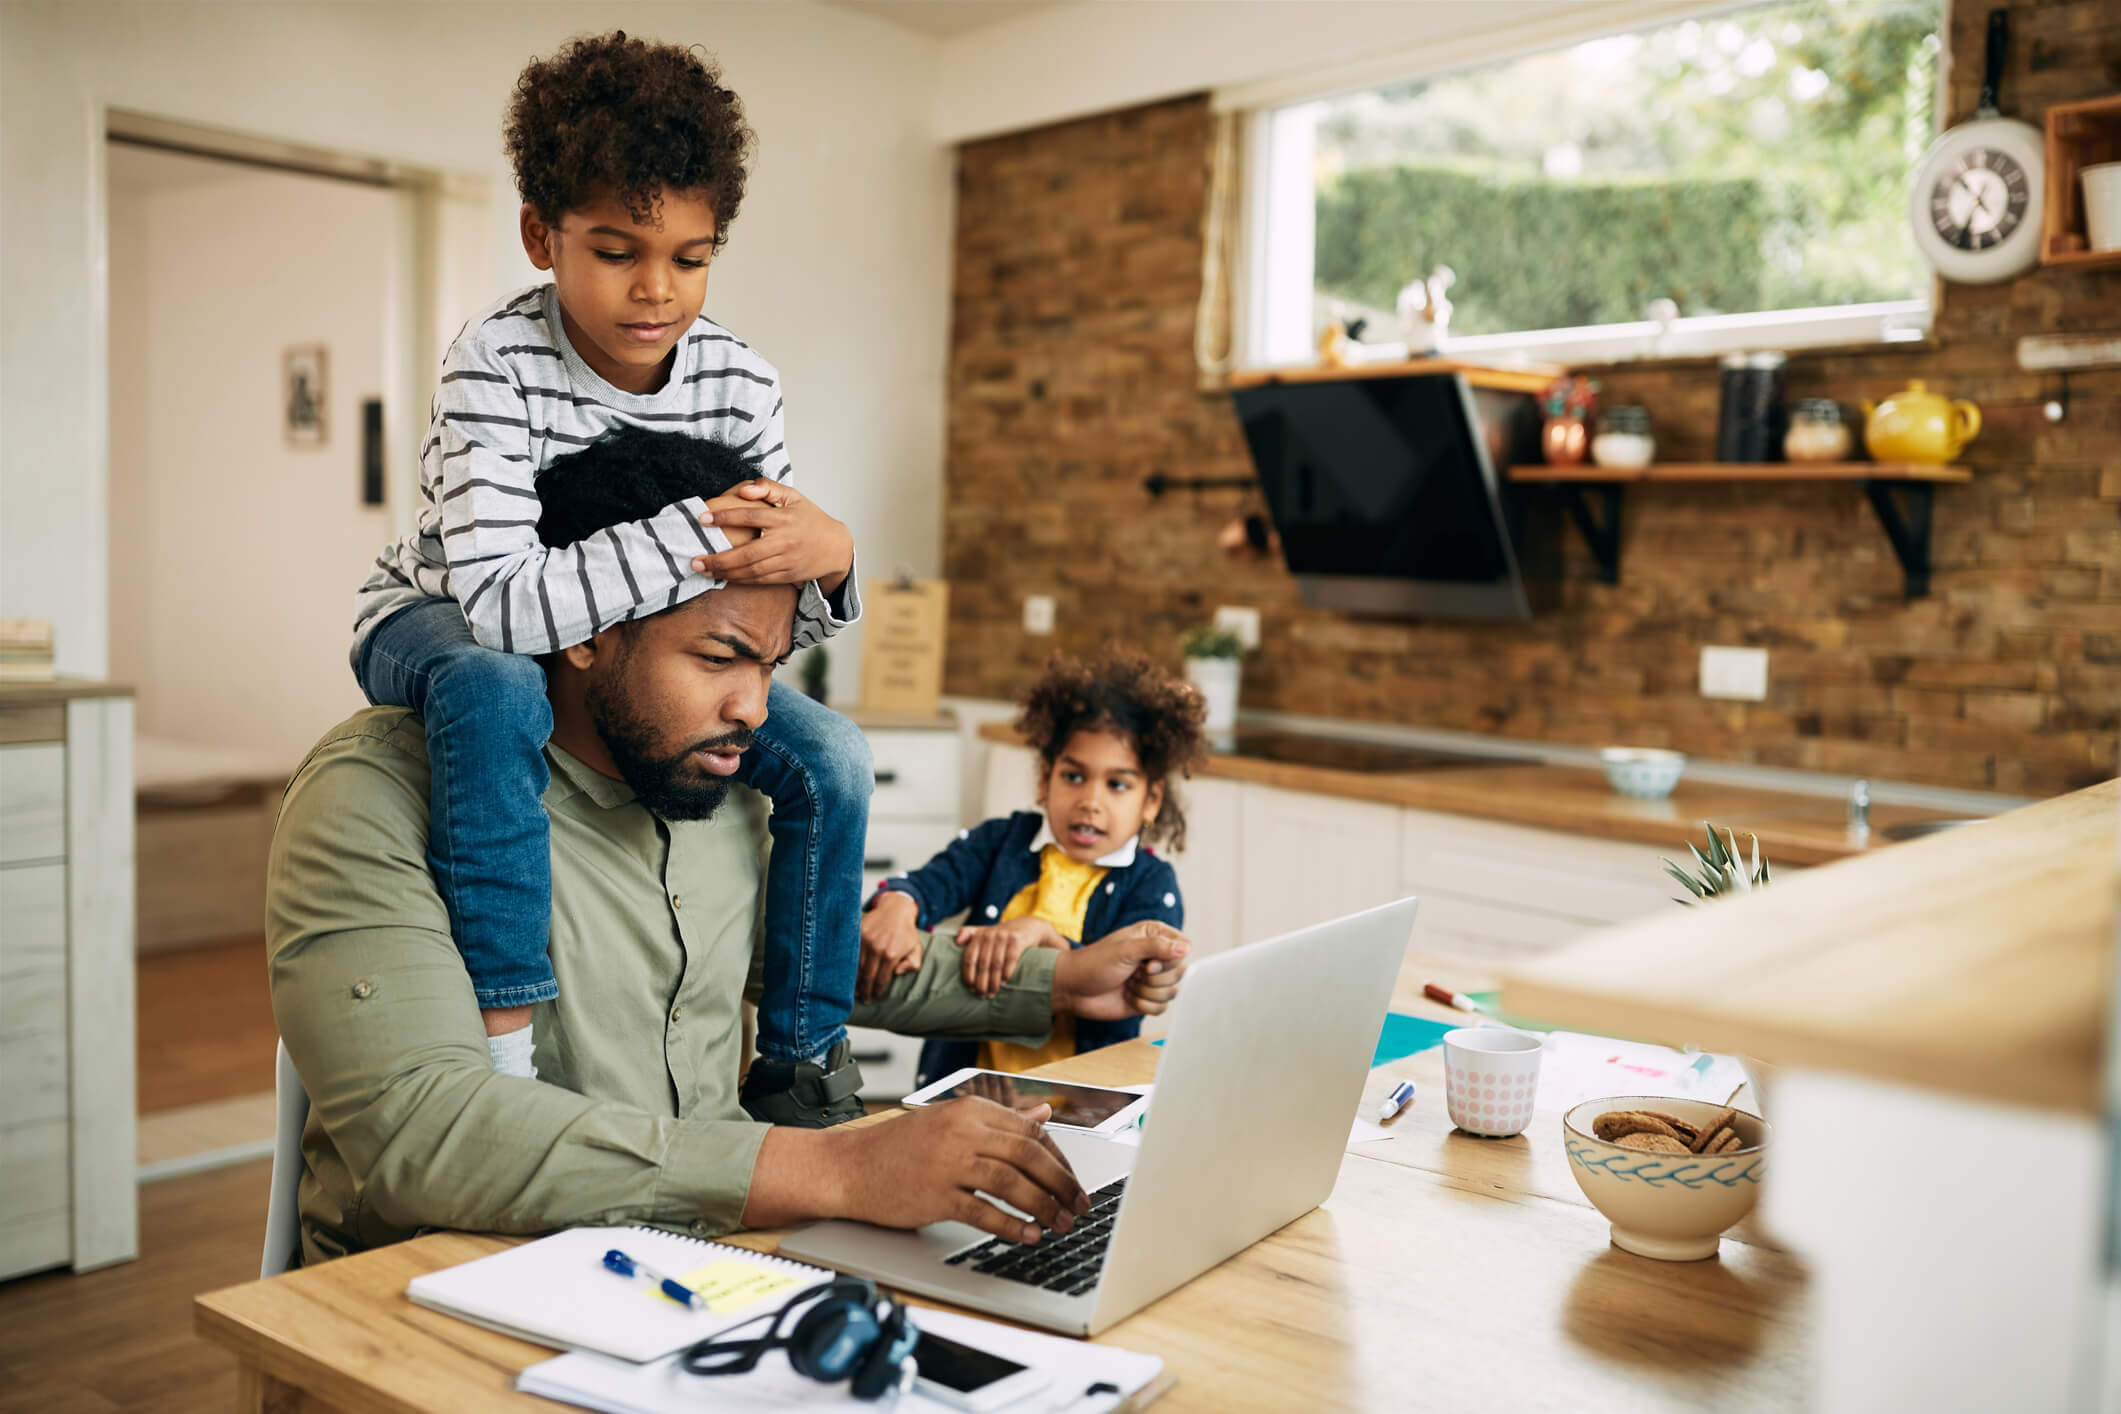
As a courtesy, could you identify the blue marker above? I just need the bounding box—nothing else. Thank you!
[604,1248,707,1309]
[1377,1080,1416,1122]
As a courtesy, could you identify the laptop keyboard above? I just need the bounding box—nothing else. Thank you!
[942,1176,1127,1297]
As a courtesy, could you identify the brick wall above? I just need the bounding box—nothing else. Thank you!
[941,0,2121,796]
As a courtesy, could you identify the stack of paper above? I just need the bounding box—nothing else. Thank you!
[0,619,54,682]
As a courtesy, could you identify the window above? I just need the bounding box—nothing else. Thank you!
[1244,0,1943,367]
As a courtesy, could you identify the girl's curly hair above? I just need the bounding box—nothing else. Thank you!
[1017,647,1209,853]
[504,31,754,247]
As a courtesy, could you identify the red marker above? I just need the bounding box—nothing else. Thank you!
[1423,982,1481,1014]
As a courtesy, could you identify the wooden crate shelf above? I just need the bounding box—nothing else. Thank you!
[2042,94,2121,271]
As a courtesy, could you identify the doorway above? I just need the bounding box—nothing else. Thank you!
[104,119,489,1175]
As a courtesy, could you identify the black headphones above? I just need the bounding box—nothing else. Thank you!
[679,1276,918,1401]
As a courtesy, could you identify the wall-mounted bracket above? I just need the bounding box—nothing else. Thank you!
[1862,479,1937,600]
[1143,472,1256,498]
[1556,484,1625,585]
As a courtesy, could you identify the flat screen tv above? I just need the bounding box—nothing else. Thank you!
[1231,372,1555,620]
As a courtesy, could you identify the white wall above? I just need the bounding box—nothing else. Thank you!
[107,146,392,763]
[2,0,952,707]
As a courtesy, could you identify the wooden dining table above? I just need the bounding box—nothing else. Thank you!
[194,952,1809,1412]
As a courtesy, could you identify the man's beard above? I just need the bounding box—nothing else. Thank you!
[585,671,752,822]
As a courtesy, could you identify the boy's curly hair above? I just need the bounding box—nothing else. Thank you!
[1017,647,1209,854]
[504,31,754,247]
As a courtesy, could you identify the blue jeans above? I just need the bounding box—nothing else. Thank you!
[357,598,864,1061]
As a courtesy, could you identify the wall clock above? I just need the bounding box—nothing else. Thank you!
[1909,10,2044,285]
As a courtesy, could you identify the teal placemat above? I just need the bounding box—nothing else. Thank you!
[1370,1011,1454,1067]
[1152,1011,1453,1068]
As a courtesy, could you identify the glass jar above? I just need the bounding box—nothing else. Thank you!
[1785,399,1852,463]
[1717,351,1788,462]
[1591,405,1655,470]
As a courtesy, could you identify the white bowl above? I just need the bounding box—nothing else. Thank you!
[1600,747,1686,799]
[1562,1095,1768,1261]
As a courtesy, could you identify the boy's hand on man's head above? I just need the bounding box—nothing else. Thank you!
[693,481,854,595]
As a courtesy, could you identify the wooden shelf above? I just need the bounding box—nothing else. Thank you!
[1230,358,1561,396]
[1507,463,1970,597]
[1507,461,1971,484]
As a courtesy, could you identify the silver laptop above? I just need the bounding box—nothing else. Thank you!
[780,897,1418,1336]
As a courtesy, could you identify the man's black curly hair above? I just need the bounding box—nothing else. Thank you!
[1017,647,1209,854]
[505,31,755,247]
[536,424,750,550]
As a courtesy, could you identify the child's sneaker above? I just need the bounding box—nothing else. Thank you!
[740,1040,866,1127]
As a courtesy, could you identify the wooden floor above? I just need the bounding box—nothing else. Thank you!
[0,1159,265,1413]
[138,936,278,1114]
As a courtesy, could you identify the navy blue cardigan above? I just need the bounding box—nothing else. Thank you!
[875,811,1184,1089]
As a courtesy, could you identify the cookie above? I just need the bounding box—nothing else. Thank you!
[1689,1107,1737,1154]
[1641,1111,1700,1144]
[1616,1132,1690,1153]
[1593,1111,1690,1145]
[1714,1130,1744,1154]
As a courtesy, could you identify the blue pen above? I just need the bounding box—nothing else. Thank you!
[1377,1080,1416,1122]
[603,1248,707,1310]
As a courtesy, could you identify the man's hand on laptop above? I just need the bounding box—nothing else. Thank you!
[837,1099,1088,1244]
[1052,921,1189,1022]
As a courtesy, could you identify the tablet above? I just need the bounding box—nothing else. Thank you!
[902,1068,1149,1135]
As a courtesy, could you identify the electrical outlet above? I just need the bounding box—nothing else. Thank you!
[1700,645,1769,702]
[1022,594,1056,635]
[1213,605,1261,651]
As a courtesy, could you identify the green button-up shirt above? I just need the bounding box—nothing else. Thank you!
[267,708,1059,1265]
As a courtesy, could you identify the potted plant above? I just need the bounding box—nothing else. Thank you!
[1180,625,1245,735]
[1662,824,1771,903]
[1661,823,1775,1111]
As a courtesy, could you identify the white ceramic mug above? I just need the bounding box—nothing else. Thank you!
[1443,1027,1543,1137]
[2084,162,2121,253]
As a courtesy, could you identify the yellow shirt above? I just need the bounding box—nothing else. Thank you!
[977,846,1109,1073]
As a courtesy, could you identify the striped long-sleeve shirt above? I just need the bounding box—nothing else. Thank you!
[351,283,858,662]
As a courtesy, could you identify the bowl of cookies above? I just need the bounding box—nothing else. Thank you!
[1561,1096,1768,1261]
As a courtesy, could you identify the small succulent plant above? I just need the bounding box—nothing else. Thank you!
[1664,823,1771,904]
[1180,625,1245,660]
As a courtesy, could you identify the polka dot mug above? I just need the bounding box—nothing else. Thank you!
[1442,1027,1543,1137]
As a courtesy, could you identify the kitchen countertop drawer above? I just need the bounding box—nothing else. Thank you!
[861,819,960,887]
[0,744,65,865]
[867,729,960,821]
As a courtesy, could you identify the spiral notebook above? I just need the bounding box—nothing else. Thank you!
[406,1225,832,1363]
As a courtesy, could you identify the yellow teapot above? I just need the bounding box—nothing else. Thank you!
[1861,381,1981,464]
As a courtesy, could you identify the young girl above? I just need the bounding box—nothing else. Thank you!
[858,648,1208,1088]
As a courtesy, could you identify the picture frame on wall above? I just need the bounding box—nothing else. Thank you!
[284,344,328,446]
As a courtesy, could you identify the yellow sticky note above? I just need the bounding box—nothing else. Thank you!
[670,1259,806,1315]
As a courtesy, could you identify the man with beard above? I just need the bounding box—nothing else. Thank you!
[267,428,1189,1265]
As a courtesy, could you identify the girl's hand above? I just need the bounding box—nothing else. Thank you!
[957,917,1068,998]
[857,892,924,1003]
[692,480,853,594]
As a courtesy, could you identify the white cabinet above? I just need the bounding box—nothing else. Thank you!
[980,741,1039,822]
[1164,776,1242,958]
[1238,785,1405,945]
[1398,807,1685,966]
[0,689,136,1278]
[847,717,964,1100]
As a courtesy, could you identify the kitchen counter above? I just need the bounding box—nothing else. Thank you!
[976,721,1967,866]
[1502,779,2117,1114]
